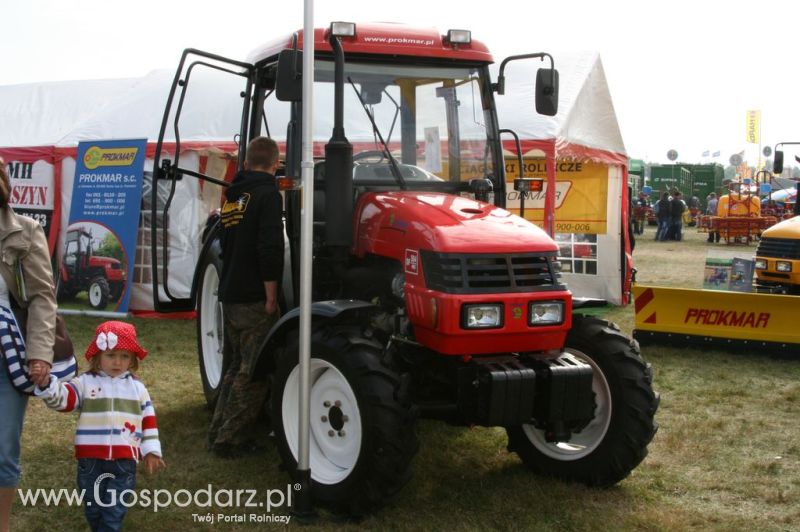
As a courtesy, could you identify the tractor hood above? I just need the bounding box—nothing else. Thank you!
[90,256,121,267]
[762,215,800,239]
[353,191,558,258]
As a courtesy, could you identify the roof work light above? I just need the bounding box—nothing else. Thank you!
[446,29,471,45]
[330,21,356,38]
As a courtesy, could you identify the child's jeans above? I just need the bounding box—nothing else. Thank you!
[77,458,137,532]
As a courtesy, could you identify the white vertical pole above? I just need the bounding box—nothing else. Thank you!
[296,0,315,510]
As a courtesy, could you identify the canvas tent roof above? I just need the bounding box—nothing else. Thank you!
[0,78,138,148]
[56,69,246,148]
[494,50,626,163]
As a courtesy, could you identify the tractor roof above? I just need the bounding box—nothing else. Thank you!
[246,23,493,66]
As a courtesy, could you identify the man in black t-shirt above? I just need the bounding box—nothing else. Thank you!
[669,191,687,241]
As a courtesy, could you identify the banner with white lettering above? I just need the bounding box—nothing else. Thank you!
[60,139,145,314]
[0,147,58,252]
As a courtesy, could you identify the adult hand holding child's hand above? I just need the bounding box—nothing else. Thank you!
[28,359,51,387]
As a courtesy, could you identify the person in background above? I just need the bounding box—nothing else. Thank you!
[0,156,56,532]
[706,192,720,243]
[208,136,284,457]
[655,192,671,241]
[628,187,636,250]
[634,191,649,235]
[669,190,687,241]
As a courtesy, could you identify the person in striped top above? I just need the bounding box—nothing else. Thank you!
[36,321,165,531]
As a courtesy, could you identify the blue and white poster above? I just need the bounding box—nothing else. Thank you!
[58,139,146,314]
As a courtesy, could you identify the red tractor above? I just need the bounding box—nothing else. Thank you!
[58,227,126,309]
[151,23,658,514]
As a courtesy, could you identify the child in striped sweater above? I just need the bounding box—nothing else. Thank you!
[36,321,165,531]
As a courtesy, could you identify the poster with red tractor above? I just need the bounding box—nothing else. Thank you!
[57,139,145,313]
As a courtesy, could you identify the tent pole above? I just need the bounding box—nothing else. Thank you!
[545,146,556,236]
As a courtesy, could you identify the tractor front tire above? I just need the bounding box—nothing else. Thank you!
[507,315,659,487]
[87,276,110,310]
[196,243,225,408]
[272,326,418,515]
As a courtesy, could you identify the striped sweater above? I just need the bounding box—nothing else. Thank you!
[36,372,162,460]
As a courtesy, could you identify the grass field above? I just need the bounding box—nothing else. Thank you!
[11,228,800,531]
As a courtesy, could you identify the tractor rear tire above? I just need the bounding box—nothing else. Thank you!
[507,315,659,487]
[196,242,225,408]
[56,278,77,301]
[87,276,110,310]
[272,326,418,515]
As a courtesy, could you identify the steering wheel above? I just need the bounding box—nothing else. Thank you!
[353,150,388,163]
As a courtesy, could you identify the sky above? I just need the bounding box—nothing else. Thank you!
[3,0,799,165]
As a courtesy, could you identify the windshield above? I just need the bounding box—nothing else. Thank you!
[264,59,496,186]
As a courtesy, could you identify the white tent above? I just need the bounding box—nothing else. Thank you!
[494,51,631,304]
[0,78,140,253]
[0,49,631,311]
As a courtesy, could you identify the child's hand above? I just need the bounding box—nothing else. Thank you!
[142,453,166,475]
[33,375,57,398]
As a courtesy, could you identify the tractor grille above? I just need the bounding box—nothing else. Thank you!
[421,251,563,294]
[756,237,800,260]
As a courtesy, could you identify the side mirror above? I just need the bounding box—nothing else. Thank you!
[535,68,559,116]
[276,49,303,102]
[773,150,784,174]
[360,82,386,105]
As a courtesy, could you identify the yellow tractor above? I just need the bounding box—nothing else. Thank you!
[754,147,800,294]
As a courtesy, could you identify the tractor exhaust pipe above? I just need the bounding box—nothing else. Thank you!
[324,34,353,249]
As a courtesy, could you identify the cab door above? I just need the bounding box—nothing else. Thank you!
[150,50,255,312]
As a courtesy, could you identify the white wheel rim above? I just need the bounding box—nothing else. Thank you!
[200,263,223,389]
[282,358,362,485]
[522,350,612,461]
[89,284,102,306]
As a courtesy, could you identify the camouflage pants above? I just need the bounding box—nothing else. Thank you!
[208,301,278,447]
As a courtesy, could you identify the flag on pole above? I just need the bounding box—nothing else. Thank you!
[746,110,760,144]
[702,150,710,157]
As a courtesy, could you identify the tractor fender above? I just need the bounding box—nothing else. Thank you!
[252,299,378,378]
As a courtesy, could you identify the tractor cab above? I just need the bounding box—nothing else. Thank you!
[63,227,94,278]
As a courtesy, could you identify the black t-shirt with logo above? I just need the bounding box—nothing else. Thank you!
[218,170,284,303]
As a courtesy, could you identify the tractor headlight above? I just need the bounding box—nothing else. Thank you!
[776,261,793,272]
[462,304,503,329]
[754,259,767,270]
[528,301,564,326]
